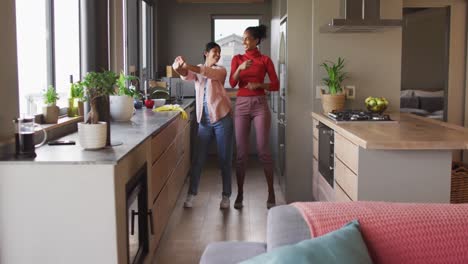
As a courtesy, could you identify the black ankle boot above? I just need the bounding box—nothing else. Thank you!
[234,193,243,209]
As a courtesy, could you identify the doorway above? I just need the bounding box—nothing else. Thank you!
[400,7,450,121]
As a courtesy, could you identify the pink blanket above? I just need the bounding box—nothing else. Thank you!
[292,202,468,264]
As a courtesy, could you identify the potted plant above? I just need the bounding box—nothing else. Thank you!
[110,71,138,121]
[68,81,85,117]
[42,85,60,123]
[320,57,347,114]
[78,71,116,149]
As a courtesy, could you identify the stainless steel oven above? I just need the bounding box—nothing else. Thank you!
[126,163,149,264]
[318,123,334,187]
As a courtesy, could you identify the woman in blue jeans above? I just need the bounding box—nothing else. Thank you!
[173,42,234,209]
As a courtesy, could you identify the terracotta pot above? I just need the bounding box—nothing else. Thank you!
[321,93,346,114]
[43,105,59,123]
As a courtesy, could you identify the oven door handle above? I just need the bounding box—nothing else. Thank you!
[131,210,138,235]
[148,210,154,235]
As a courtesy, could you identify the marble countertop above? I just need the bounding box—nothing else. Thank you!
[1,99,194,165]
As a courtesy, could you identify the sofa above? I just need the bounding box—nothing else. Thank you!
[200,202,468,264]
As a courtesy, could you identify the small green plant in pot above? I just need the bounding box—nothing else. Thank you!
[320,57,347,114]
[110,72,139,121]
[68,81,85,117]
[42,85,60,123]
[78,71,116,149]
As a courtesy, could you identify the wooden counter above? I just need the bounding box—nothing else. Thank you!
[311,112,468,150]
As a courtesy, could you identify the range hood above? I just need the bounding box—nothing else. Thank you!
[321,0,402,33]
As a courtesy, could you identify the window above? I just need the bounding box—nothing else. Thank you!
[140,1,154,81]
[16,0,81,115]
[213,17,260,87]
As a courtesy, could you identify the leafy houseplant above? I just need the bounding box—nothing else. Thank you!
[68,81,85,117]
[78,71,116,149]
[82,71,116,124]
[110,72,139,121]
[116,71,139,97]
[320,57,347,113]
[42,85,60,123]
[44,85,60,105]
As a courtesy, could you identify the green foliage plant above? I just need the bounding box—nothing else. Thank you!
[43,85,60,105]
[320,57,347,95]
[116,71,139,97]
[70,81,85,101]
[82,71,117,124]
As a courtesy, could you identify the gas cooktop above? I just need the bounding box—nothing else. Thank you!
[328,110,393,122]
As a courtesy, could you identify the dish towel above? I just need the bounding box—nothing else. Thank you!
[153,104,188,120]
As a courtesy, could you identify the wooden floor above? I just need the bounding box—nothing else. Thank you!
[153,157,286,264]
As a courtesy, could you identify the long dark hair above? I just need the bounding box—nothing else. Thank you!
[203,42,221,61]
[245,24,267,45]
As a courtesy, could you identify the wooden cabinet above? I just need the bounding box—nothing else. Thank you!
[312,112,454,205]
[335,183,352,202]
[334,158,358,201]
[147,106,195,260]
[151,121,177,164]
[150,140,178,203]
[334,133,359,174]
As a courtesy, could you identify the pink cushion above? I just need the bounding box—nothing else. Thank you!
[292,202,468,264]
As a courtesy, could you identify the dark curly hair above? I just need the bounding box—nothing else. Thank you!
[245,24,267,45]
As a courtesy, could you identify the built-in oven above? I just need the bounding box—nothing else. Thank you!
[318,123,334,187]
[126,163,150,264]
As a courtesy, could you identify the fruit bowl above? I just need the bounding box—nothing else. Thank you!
[365,96,389,114]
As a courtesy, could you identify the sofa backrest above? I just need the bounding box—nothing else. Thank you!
[266,205,310,252]
[293,202,468,264]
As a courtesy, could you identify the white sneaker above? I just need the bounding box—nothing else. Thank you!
[184,194,194,208]
[220,196,230,209]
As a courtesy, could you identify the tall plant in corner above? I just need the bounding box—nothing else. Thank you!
[320,57,347,113]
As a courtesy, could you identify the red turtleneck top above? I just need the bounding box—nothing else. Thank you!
[229,48,279,97]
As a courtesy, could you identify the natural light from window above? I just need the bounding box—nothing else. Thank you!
[16,0,48,115]
[213,18,259,87]
[16,0,80,115]
[54,0,80,109]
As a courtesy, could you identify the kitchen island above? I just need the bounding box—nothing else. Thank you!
[311,112,468,203]
[0,99,195,264]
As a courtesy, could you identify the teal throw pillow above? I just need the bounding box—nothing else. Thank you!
[240,220,373,264]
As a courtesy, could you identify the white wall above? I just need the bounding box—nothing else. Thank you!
[0,0,19,141]
[312,0,402,112]
[284,0,314,202]
[0,164,118,264]
[156,0,272,76]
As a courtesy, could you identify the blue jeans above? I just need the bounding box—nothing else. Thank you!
[188,108,234,197]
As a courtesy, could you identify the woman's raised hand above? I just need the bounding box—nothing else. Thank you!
[238,60,252,71]
[173,56,186,70]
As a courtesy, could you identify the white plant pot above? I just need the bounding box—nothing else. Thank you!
[78,122,107,149]
[110,95,134,122]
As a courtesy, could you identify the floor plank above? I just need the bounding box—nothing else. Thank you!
[153,157,286,264]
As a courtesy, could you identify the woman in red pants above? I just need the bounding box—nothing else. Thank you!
[230,25,279,209]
